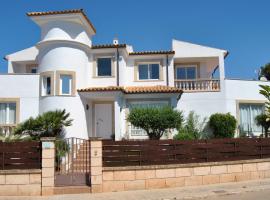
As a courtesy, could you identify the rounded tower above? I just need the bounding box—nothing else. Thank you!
[28,9,96,138]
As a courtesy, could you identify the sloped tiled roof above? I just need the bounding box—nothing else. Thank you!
[129,50,175,56]
[91,44,127,49]
[78,85,182,94]
[27,9,96,33]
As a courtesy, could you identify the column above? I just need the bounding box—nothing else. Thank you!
[41,137,55,196]
[90,138,103,193]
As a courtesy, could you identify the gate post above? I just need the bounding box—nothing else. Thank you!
[41,137,56,195]
[90,138,103,193]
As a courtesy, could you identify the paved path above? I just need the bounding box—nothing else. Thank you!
[2,179,270,200]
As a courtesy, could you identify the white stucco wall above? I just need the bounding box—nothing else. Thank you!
[0,74,39,122]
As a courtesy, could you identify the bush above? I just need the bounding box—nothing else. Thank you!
[14,109,73,140]
[127,106,183,140]
[174,111,207,140]
[209,113,237,138]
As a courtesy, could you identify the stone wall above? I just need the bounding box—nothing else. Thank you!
[101,159,270,192]
[0,169,41,196]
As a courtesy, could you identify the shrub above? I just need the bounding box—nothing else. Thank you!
[209,113,237,138]
[255,113,270,137]
[174,111,207,140]
[14,109,73,140]
[127,106,183,140]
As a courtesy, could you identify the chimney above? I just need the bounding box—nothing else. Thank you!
[113,38,119,45]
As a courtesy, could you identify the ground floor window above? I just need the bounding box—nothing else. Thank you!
[239,103,264,135]
[128,101,168,136]
[0,102,17,125]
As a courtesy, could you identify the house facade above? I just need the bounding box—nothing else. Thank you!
[0,9,269,140]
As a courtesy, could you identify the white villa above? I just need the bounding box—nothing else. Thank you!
[0,9,269,140]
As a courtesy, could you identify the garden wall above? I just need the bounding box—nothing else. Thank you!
[101,159,270,192]
[0,169,41,196]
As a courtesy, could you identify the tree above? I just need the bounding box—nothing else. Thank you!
[259,63,270,80]
[259,85,270,118]
[255,114,270,138]
[14,109,73,140]
[209,113,237,138]
[127,106,183,140]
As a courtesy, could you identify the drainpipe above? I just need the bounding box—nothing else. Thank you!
[166,54,169,86]
[116,46,120,86]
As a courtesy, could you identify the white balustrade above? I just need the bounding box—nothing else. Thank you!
[174,79,220,92]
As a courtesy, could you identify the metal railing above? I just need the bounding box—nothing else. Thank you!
[174,79,220,92]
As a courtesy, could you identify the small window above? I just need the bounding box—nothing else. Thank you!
[0,103,16,125]
[138,63,160,80]
[176,65,197,79]
[31,68,37,74]
[42,76,52,96]
[97,58,112,76]
[60,75,72,95]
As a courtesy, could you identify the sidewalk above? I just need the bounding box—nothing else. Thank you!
[2,178,270,200]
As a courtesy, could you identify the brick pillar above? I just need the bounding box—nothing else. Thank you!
[41,137,55,195]
[90,138,103,193]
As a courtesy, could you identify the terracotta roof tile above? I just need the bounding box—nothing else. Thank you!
[129,50,175,56]
[78,85,182,94]
[27,9,96,33]
[91,44,127,49]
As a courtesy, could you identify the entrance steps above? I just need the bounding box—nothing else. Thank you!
[54,186,91,194]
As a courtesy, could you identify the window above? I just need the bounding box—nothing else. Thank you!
[128,101,168,136]
[60,75,72,95]
[31,68,37,74]
[138,63,160,80]
[56,71,75,96]
[26,64,38,74]
[42,76,51,96]
[176,65,197,79]
[239,103,264,134]
[97,58,112,76]
[0,103,16,125]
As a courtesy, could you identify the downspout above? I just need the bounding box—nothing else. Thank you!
[166,54,169,86]
[116,46,120,86]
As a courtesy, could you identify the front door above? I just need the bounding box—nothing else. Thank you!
[94,103,113,139]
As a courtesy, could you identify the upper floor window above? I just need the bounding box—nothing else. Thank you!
[60,75,72,95]
[0,101,18,125]
[40,71,54,96]
[176,65,197,80]
[138,63,160,80]
[56,71,76,96]
[26,64,38,74]
[42,76,51,96]
[97,58,112,77]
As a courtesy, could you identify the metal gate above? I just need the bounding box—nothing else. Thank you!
[55,138,91,186]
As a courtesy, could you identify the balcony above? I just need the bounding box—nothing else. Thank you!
[174,79,220,92]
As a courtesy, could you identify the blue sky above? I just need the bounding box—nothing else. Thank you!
[0,0,270,79]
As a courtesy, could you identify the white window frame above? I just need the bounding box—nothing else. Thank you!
[137,62,160,81]
[127,100,169,136]
[0,99,19,126]
[175,64,198,80]
[96,57,113,77]
[42,76,52,96]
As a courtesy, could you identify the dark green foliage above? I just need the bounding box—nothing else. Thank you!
[259,63,270,80]
[127,106,183,140]
[14,109,73,140]
[255,113,270,138]
[209,113,237,138]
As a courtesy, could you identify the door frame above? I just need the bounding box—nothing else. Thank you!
[92,101,115,138]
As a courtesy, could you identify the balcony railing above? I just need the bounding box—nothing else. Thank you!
[0,125,16,136]
[175,79,220,92]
